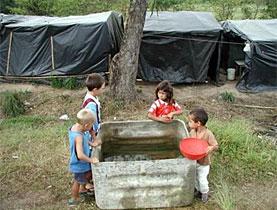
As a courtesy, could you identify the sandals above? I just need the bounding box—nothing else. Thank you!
[79,187,94,197]
[85,183,95,195]
[85,183,94,190]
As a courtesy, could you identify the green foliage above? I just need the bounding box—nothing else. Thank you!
[149,0,187,12]
[219,91,235,103]
[11,0,55,15]
[0,91,27,117]
[209,118,277,183]
[264,0,277,18]
[0,0,16,13]
[50,77,64,89]
[6,0,274,21]
[214,180,236,210]
[63,77,80,90]
[49,0,129,16]
[50,77,81,89]
[239,0,265,19]
[211,0,240,20]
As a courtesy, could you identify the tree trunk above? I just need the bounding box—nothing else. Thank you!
[109,0,147,102]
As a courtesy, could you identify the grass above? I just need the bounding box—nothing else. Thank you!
[213,180,236,210]
[0,116,74,209]
[219,91,235,103]
[0,113,276,209]
[208,118,276,183]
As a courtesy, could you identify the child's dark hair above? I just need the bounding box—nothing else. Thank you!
[155,80,174,104]
[189,108,208,126]
[85,73,105,91]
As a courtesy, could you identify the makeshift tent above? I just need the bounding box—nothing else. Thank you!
[0,11,123,77]
[138,11,222,84]
[222,19,277,92]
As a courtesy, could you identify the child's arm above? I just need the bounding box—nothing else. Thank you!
[75,136,97,163]
[206,132,218,154]
[88,137,102,147]
[89,129,97,140]
[167,109,183,119]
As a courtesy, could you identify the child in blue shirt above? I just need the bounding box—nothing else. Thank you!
[68,109,100,207]
[82,73,106,137]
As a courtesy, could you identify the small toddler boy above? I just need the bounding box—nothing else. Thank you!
[68,109,100,207]
[187,108,218,203]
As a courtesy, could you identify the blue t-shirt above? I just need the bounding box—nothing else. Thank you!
[68,128,91,173]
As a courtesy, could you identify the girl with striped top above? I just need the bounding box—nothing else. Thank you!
[148,80,183,123]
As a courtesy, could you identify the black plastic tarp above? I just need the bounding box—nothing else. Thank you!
[0,11,123,77]
[138,11,222,84]
[222,19,277,92]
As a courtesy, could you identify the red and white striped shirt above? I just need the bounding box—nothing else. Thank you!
[148,99,181,117]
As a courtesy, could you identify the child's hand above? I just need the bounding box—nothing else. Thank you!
[167,112,174,119]
[160,116,173,123]
[206,146,213,154]
[91,157,99,164]
[91,138,102,147]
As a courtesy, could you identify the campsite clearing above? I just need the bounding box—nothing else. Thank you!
[0,81,276,210]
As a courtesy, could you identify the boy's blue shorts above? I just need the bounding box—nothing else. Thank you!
[73,171,90,184]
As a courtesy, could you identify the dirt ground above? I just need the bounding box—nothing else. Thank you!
[0,80,276,210]
[1,80,276,140]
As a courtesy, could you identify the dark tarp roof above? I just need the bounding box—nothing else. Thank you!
[0,11,123,77]
[138,11,223,84]
[222,19,277,92]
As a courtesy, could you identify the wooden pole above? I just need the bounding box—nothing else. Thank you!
[50,36,55,71]
[6,31,13,75]
[233,104,277,110]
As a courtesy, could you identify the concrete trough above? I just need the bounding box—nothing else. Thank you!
[92,120,196,209]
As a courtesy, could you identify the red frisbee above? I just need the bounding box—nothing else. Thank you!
[179,137,208,160]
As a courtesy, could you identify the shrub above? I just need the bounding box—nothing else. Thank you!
[220,91,235,103]
[0,91,26,117]
[63,77,80,90]
[50,77,63,89]
[50,77,81,89]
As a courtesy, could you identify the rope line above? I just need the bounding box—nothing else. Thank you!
[144,34,246,45]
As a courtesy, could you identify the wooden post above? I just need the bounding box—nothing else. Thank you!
[50,36,55,71]
[6,31,13,75]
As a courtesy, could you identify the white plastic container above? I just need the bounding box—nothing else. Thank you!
[227,68,236,80]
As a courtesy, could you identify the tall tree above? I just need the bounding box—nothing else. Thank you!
[109,0,147,102]
[265,0,277,18]
[10,0,54,15]
[109,0,187,102]
[0,0,16,13]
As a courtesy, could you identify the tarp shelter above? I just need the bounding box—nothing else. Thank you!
[138,11,222,84]
[222,19,277,92]
[0,11,123,77]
